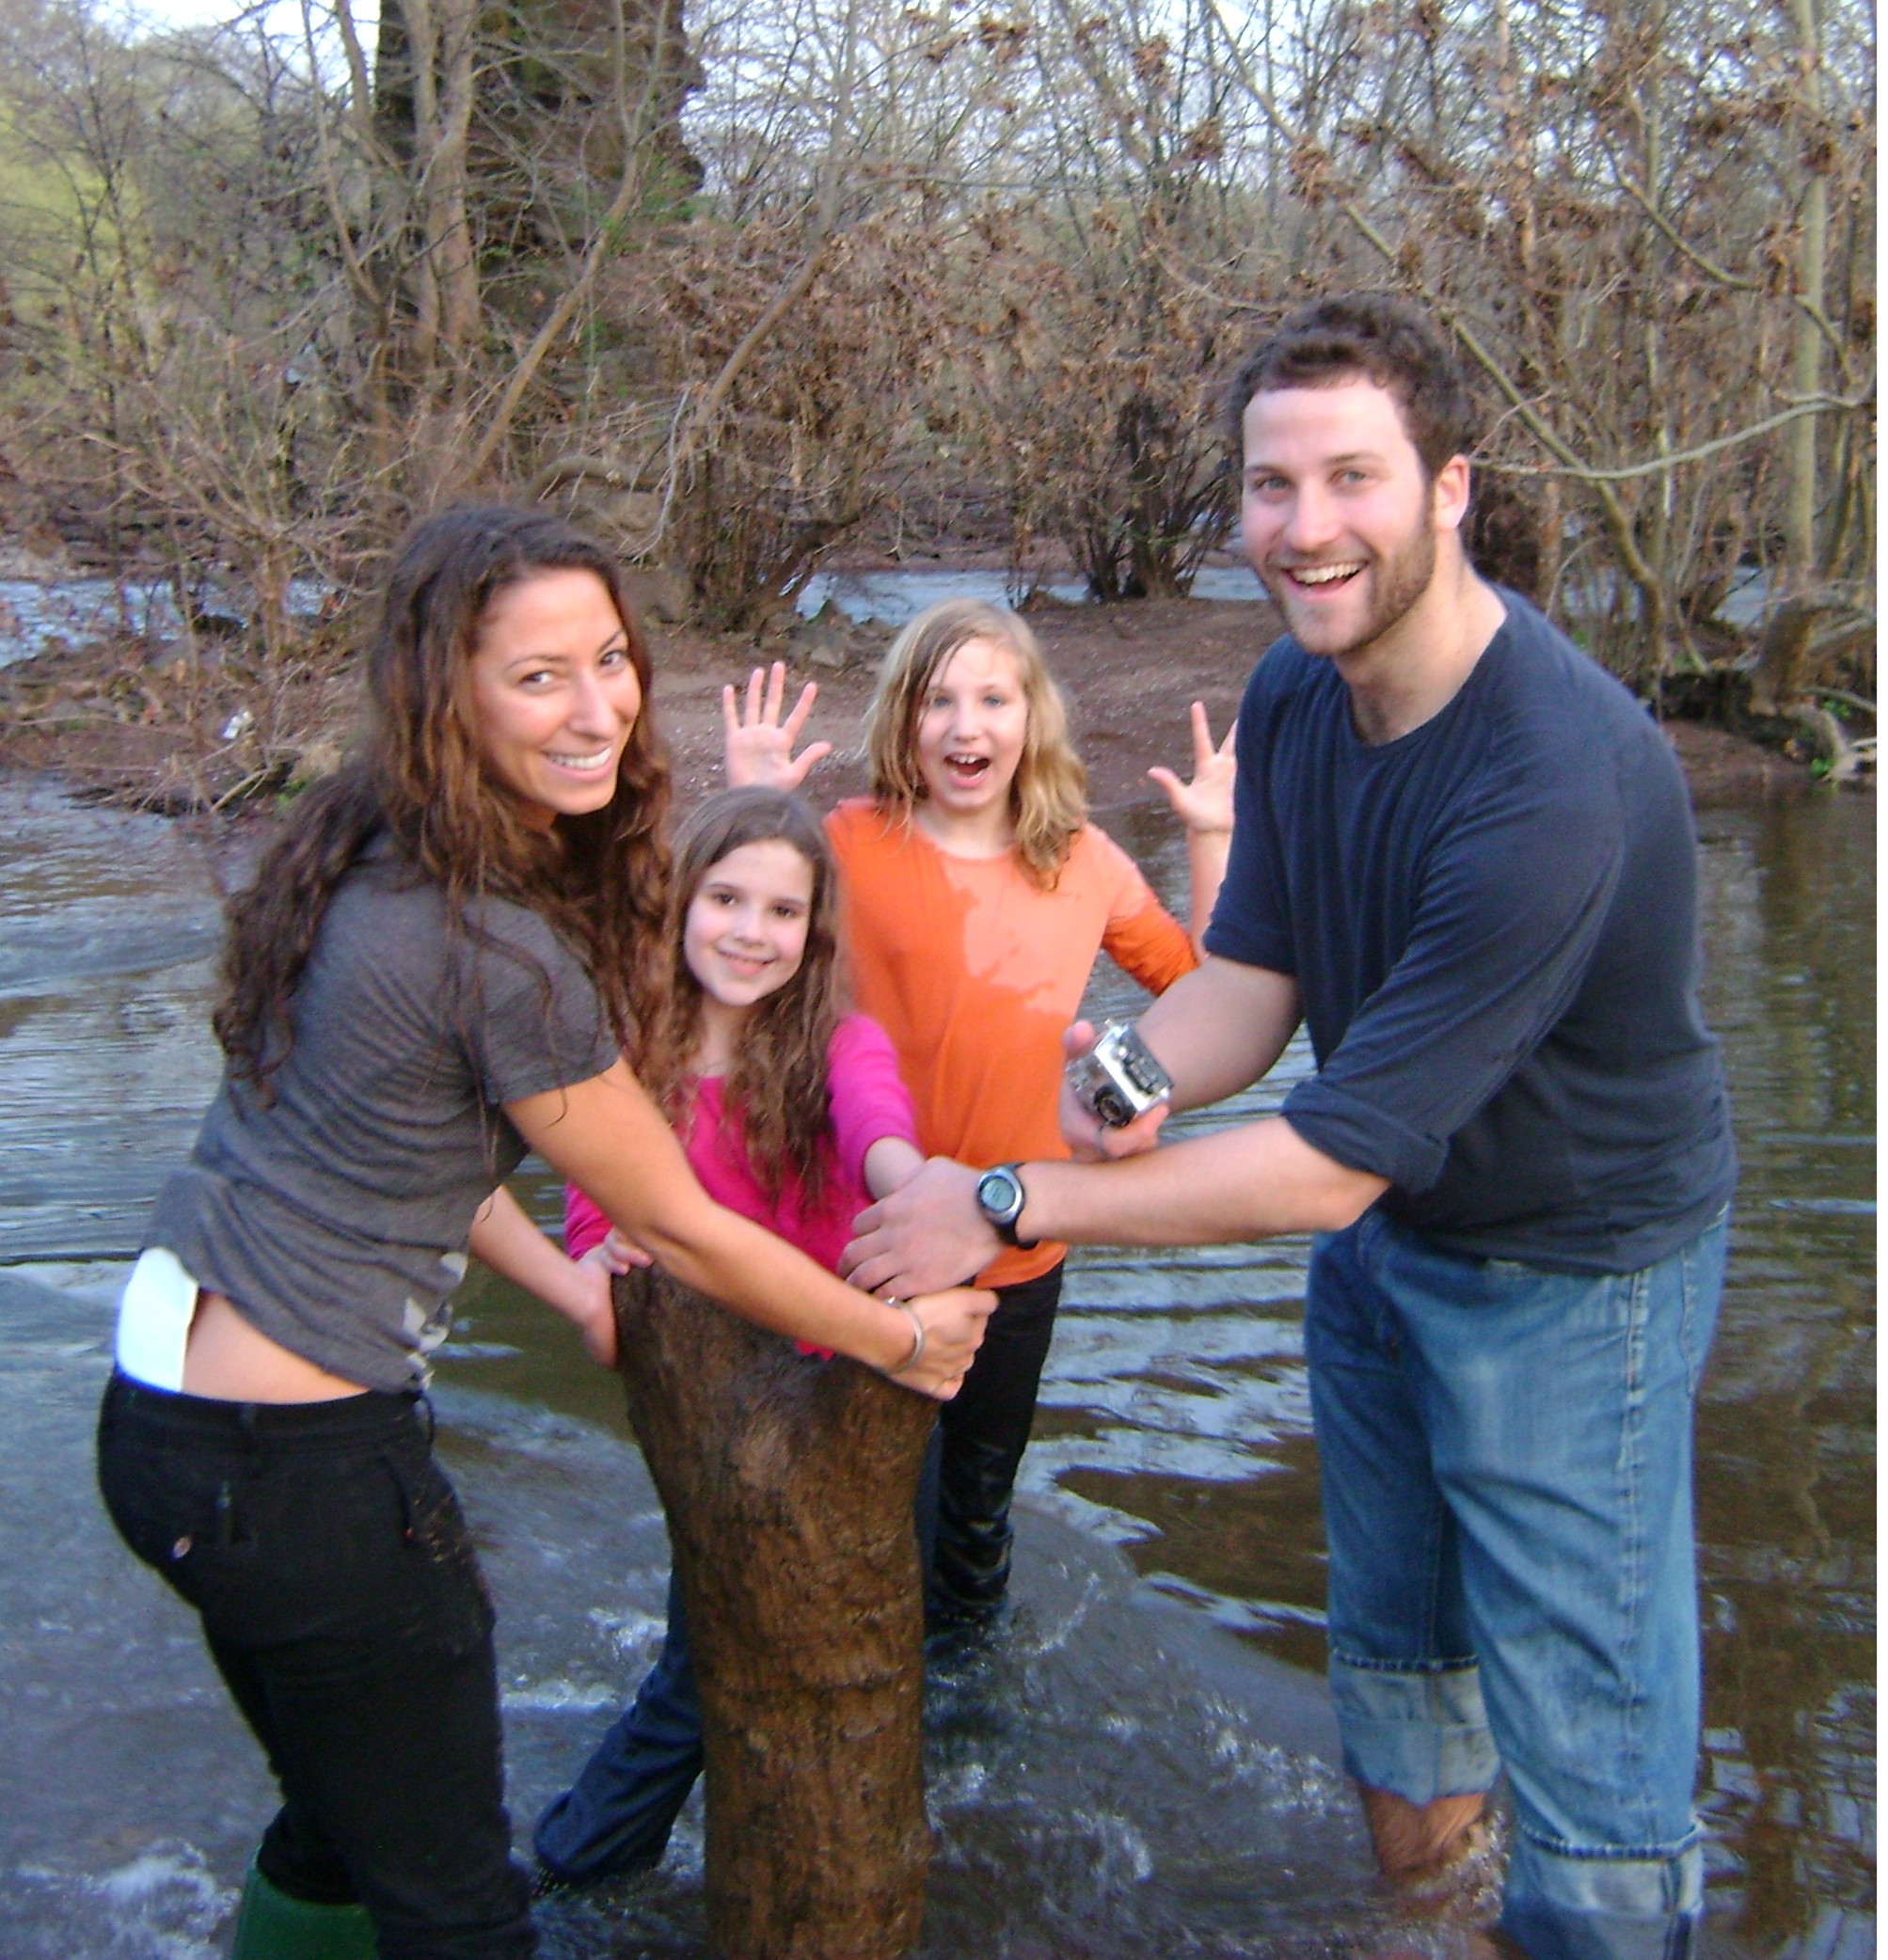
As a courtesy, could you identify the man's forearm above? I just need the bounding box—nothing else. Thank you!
[845,962,1341,1299]
[1019,1114,1386,1247]
[1139,957,1302,1113]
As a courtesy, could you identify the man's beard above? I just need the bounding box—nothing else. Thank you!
[1275,518,1437,663]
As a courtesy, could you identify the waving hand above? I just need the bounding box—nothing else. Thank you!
[722,661,834,791]
[1148,700,1236,836]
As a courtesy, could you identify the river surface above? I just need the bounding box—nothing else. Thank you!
[0,771,1871,1958]
[0,560,1764,663]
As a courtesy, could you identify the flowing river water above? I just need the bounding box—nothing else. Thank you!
[0,769,1871,1958]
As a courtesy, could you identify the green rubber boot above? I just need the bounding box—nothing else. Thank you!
[229,1856,380,1959]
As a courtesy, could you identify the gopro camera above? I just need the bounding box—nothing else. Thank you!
[1067,1020,1174,1129]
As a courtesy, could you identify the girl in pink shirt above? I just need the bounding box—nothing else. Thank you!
[537,784,924,1888]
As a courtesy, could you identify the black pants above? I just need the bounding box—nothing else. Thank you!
[96,1371,535,1960]
[924,1261,1065,1627]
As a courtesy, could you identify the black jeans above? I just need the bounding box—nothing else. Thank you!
[925,1260,1065,1627]
[96,1371,535,1960]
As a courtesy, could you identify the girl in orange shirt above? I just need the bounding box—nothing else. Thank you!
[726,598,1233,1635]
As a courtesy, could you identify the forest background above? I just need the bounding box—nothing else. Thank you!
[0,0,1875,807]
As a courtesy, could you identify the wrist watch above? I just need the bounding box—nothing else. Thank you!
[975,1162,1038,1249]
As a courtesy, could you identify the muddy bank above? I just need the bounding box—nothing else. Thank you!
[628,595,1825,814]
[0,586,1827,812]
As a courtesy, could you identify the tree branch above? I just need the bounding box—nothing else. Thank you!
[455,0,696,482]
[1481,393,1873,483]
[1616,170,1851,370]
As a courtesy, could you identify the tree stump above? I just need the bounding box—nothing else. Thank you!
[612,1267,936,1959]
[1748,595,1828,717]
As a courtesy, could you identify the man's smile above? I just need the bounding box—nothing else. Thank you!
[1278,561,1366,591]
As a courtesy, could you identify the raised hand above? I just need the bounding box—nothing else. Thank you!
[1148,701,1236,837]
[722,660,834,791]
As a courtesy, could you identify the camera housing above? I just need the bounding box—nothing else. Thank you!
[1066,1020,1174,1129]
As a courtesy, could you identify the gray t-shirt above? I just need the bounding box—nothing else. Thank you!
[147,844,619,1391]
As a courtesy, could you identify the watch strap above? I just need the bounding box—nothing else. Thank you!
[979,1162,1039,1250]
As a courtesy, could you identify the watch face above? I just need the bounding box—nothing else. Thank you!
[977,1166,1022,1220]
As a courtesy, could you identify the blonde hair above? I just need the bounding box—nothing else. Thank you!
[863,598,1087,887]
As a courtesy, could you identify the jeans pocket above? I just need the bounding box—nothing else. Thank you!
[98,1456,193,1586]
[97,1400,239,1601]
[1456,1251,1571,1311]
[1480,1257,1536,1284]
[380,1446,495,1661]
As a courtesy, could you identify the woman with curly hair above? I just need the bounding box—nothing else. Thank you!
[94,507,991,1960]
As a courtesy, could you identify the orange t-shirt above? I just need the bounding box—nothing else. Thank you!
[827,798,1198,1287]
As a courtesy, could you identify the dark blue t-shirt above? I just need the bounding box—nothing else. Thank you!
[1204,590,1736,1272]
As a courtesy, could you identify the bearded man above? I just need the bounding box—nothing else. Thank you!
[844,292,1737,1960]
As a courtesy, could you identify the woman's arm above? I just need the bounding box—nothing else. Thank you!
[506,1061,992,1398]
[468,1184,627,1366]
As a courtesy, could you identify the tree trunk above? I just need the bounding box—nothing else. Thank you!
[429,0,481,368]
[612,1267,935,1960]
[1748,595,1843,718]
[1783,0,1829,593]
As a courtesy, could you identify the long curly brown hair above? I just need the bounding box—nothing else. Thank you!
[214,505,672,1088]
[641,788,846,1209]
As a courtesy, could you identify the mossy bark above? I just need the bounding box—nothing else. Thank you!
[612,1266,935,1959]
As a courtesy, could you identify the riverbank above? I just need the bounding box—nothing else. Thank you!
[0,588,1831,812]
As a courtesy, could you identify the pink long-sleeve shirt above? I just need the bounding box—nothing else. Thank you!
[563,1015,919,1289]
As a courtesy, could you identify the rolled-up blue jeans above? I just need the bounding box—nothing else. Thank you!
[1306,1209,1726,1960]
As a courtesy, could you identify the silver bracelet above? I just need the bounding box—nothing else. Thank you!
[885,1299,925,1375]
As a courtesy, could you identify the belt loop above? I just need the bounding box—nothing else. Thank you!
[415,1390,436,1448]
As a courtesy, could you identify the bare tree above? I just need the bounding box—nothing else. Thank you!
[1199,0,1873,705]
[0,0,1872,784]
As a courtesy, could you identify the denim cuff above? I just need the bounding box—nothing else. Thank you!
[1500,1832,1704,1960]
[1326,1652,1499,1802]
